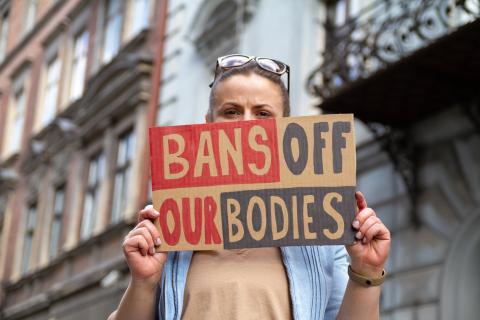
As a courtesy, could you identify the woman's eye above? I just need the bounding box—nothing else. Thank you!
[257,110,272,118]
[224,109,240,116]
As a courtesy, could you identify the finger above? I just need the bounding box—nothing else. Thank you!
[357,216,381,238]
[355,191,368,211]
[128,227,155,254]
[138,205,159,223]
[123,235,149,256]
[363,222,390,242]
[354,207,376,227]
[135,220,161,246]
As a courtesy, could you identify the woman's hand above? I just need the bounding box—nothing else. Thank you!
[346,191,391,277]
[122,205,167,288]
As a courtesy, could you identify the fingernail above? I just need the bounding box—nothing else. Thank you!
[352,220,360,229]
[154,210,160,217]
[362,237,367,244]
[355,231,362,239]
[149,247,155,255]
[155,238,161,246]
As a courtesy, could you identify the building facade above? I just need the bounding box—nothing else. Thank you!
[0,0,329,319]
[309,1,480,319]
[2,0,478,319]
[0,0,167,318]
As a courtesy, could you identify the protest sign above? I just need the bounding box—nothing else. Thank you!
[149,114,356,251]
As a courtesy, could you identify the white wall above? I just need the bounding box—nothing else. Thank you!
[157,0,327,127]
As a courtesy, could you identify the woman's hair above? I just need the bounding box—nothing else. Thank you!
[207,61,290,121]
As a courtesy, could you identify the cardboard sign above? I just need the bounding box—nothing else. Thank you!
[149,114,356,251]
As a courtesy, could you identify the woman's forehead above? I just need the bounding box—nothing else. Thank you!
[215,73,283,100]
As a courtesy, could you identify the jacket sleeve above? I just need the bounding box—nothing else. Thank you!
[324,246,349,319]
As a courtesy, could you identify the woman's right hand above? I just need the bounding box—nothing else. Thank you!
[122,205,167,288]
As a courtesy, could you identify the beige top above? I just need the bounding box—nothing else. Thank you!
[181,247,292,320]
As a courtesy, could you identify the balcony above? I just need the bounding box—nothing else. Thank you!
[309,0,480,127]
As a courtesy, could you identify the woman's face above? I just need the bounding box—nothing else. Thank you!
[209,73,284,123]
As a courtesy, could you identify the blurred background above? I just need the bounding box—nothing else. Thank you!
[0,0,479,319]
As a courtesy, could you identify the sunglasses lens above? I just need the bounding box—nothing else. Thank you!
[220,55,251,68]
[257,58,286,73]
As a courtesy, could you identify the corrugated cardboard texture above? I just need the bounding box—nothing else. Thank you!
[150,114,356,251]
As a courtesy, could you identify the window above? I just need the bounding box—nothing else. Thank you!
[42,55,61,126]
[22,203,37,274]
[126,0,150,39]
[69,29,89,102]
[191,0,240,65]
[102,0,123,63]
[111,130,135,223]
[49,186,65,259]
[24,0,38,35]
[81,153,104,239]
[0,10,9,61]
[4,68,29,158]
[11,87,26,153]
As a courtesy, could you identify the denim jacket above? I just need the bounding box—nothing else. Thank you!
[156,245,349,320]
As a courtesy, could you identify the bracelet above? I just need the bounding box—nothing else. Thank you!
[348,265,386,287]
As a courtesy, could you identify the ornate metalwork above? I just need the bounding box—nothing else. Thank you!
[308,0,480,100]
[367,122,420,226]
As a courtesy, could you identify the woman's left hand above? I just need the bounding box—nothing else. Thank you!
[346,191,391,277]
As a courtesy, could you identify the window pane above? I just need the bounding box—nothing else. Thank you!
[0,11,9,61]
[54,188,65,215]
[21,236,33,274]
[130,0,149,36]
[117,137,127,166]
[81,193,94,239]
[49,218,61,258]
[24,0,38,34]
[12,88,26,151]
[82,153,103,238]
[50,188,65,258]
[88,157,98,186]
[102,0,123,63]
[22,205,36,274]
[111,172,125,222]
[43,56,61,126]
[70,30,89,101]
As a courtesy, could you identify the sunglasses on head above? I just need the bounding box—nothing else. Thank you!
[209,54,290,94]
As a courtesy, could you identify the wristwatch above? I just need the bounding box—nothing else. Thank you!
[348,265,386,287]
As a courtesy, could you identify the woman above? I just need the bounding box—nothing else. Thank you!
[109,55,391,320]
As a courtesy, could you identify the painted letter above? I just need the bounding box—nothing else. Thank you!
[194,131,218,177]
[248,125,272,176]
[159,198,181,245]
[163,134,189,179]
[302,195,317,240]
[226,198,244,243]
[323,192,345,240]
[246,196,267,241]
[219,128,244,176]
[270,196,289,240]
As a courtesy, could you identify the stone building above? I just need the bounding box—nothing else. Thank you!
[0,0,326,319]
[308,1,480,319]
[1,0,478,319]
[0,0,167,318]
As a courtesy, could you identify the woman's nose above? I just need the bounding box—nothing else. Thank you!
[243,111,254,121]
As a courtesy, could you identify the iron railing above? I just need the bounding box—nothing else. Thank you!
[308,0,480,100]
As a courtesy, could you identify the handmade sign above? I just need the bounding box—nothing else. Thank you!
[149,114,356,251]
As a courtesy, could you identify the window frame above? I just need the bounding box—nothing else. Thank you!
[48,184,66,259]
[110,128,135,223]
[68,28,89,102]
[80,151,105,239]
[0,8,10,61]
[101,0,125,64]
[23,0,38,36]
[21,202,37,275]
